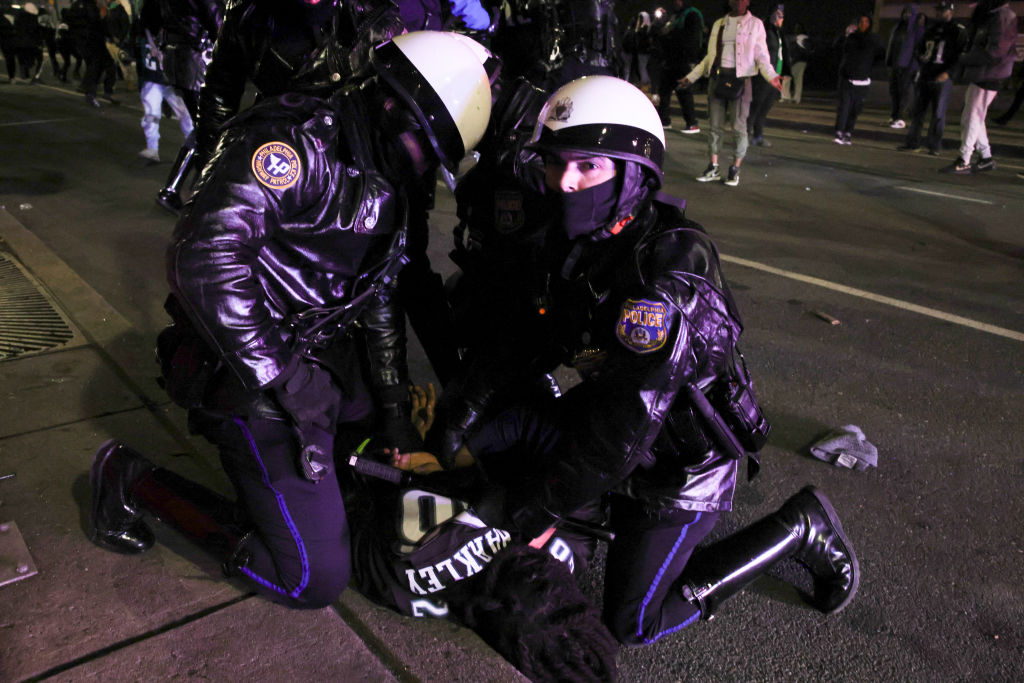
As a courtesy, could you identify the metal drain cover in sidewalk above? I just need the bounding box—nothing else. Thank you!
[0,251,75,360]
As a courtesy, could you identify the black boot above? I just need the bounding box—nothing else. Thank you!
[89,440,248,571]
[680,485,859,619]
[156,144,196,216]
[88,440,157,554]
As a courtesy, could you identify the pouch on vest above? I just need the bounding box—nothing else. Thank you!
[708,348,771,453]
[155,294,220,409]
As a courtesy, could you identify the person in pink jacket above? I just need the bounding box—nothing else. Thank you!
[678,0,781,187]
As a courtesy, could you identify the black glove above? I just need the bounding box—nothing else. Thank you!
[424,396,487,470]
[472,484,560,541]
[272,358,342,482]
[377,401,423,454]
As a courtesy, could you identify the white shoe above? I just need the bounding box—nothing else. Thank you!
[138,148,160,163]
[889,119,906,129]
[695,163,721,182]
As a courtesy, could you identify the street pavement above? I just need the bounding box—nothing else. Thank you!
[1,69,1023,681]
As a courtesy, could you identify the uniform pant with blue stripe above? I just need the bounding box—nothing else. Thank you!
[208,414,354,609]
[602,494,720,645]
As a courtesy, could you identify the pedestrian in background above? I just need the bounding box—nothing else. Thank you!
[56,8,83,81]
[783,21,810,103]
[35,4,62,82]
[135,0,192,164]
[654,0,704,133]
[623,11,653,89]
[0,12,16,84]
[679,0,782,188]
[947,0,1018,173]
[885,4,925,128]
[69,0,119,107]
[748,4,789,146]
[833,15,884,146]
[898,1,964,156]
[11,2,42,83]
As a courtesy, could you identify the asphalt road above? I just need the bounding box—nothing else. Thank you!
[2,79,1023,680]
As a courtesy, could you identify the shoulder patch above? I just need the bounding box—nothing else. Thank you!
[615,298,668,354]
[251,141,301,190]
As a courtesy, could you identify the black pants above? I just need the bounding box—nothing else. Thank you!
[603,495,719,645]
[656,63,697,128]
[81,49,116,98]
[889,66,917,120]
[834,79,868,134]
[468,403,723,644]
[748,77,780,139]
[193,410,360,608]
[906,78,953,152]
[1,47,15,80]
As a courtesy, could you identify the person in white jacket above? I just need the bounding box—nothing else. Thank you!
[678,0,781,187]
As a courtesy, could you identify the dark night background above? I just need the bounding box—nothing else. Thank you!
[616,0,897,90]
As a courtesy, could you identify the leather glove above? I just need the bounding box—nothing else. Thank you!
[272,358,342,482]
[377,401,423,454]
[424,396,486,470]
[471,483,559,541]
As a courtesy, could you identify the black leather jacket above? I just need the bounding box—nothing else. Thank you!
[452,197,759,530]
[195,0,402,160]
[167,88,411,408]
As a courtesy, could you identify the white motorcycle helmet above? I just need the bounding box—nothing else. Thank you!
[372,31,494,173]
[529,75,666,187]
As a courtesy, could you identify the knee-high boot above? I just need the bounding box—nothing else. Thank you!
[679,485,860,619]
[88,440,248,573]
[156,144,196,216]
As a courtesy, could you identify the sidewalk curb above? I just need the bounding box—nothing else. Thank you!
[0,207,523,681]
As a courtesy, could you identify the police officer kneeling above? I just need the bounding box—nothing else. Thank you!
[87,32,493,609]
[434,76,860,643]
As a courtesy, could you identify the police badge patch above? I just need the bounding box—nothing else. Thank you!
[494,190,525,233]
[616,298,668,354]
[251,141,301,190]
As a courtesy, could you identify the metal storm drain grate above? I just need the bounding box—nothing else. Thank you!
[0,252,75,360]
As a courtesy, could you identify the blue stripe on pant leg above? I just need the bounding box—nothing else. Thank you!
[232,417,311,600]
[635,511,703,643]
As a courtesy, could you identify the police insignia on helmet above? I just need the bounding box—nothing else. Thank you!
[251,141,301,190]
[548,98,573,122]
[615,298,668,354]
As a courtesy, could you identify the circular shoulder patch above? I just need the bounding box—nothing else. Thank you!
[615,298,669,354]
[251,141,301,190]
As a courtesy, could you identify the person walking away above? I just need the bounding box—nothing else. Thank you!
[655,0,704,133]
[898,2,964,155]
[623,11,652,88]
[35,5,62,83]
[885,4,925,128]
[103,0,135,93]
[946,0,1018,173]
[135,0,192,164]
[678,0,782,187]
[782,22,810,102]
[0,12,17,84]
[833,15,884,145]
[748,4,789,146]
[75,0,119,106]
[11,2,42,83]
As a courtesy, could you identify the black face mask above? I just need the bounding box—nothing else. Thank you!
[550,176,620,241]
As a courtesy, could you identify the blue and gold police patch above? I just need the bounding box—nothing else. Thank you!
[251,141,301,190]
[494,190,525,233]
[615,298,668,354]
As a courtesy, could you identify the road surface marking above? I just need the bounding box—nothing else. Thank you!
[721,254,1024,342]
[895,185,995,205]
[0,117,78,128]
